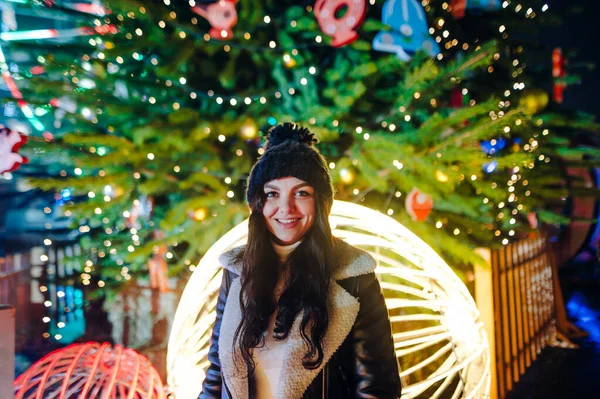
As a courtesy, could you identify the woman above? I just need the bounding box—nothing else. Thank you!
[200,123,401,399]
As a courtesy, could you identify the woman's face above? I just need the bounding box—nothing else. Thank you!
[262,176,316,246]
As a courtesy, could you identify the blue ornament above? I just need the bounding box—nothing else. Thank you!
[61,188,72,200]
[480,138,506,155]
[372,0,440,61]
[483,160,498,174]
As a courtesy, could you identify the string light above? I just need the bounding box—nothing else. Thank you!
[6,0,559,283]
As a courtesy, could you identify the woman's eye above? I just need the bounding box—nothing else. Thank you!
[265,192,277,198]
[296,190,311,197]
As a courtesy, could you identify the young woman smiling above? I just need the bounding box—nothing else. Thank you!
[200,123,401,399]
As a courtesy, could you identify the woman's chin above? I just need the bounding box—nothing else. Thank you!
[272,234,301,246]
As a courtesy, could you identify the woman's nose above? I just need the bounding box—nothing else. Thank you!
[278,195,296,212]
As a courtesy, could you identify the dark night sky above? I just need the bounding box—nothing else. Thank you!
[545,0,600,118]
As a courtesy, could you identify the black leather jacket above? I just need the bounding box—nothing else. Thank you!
[200,255,401,398]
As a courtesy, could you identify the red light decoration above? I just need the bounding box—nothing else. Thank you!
[14,342,166,399]
[0,126,28,174]
[192,0,239,40]
[552,47,567,103]
[450,0,467,19]
[29,66,45,75]
[314,0,367,47]
[405,187,434,222]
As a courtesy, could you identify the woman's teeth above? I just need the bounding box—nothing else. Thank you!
[278,218,300,224]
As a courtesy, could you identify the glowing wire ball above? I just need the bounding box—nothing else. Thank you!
[14,342,166,399]
[167,201,490,399]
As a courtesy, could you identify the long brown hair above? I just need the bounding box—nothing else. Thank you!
[233,188,334,372]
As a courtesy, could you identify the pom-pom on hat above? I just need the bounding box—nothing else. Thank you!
[246,122,334,211]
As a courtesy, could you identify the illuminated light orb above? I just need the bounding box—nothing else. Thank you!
[14,342,166,399]
[167,201,490,399]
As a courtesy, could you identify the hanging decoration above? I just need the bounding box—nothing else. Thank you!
[480,137,506,155]
[435,170,449,182]
[519,88,549,115]
[188,207,208,221]
[339,167,356,184]
[405,187,434,221]
[450,0,501,19]
[239,118,258,139]
[125,195,154,229]
[282,52,297,68]
[192,0,238,40]
[372,0,440,61]
[450,87,463,108]
[527,211,538,229]
[0,126,28,174]
[552,47,567,103]
[450,87,466,108]
[13,342,166,399]
[314,0,367,48]
[148,230,169,292]
[483,159,498,173]
[450,0,467,18]
[448,87,469,128]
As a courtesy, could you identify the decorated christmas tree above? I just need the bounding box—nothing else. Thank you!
[3,0,598,289]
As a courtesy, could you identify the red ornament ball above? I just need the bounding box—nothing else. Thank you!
[14,342,166,399]
[405,187,434,222]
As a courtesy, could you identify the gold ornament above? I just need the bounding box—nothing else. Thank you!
[240,119,258,139]
[519,88,549,115]
[192,208,208,221]
[283,53,296,68]
[435,170,449,182]
[114,186,125,197]
[339,168,355,184]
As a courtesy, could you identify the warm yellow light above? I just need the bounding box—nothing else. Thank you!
[240,119,258,139]
[339,168,355,184]
[193,208,207,221]
[436,170,449,182]
[167,201,490,399]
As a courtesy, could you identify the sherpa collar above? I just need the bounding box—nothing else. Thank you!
[217,237,376,281]
[216,238,376,399]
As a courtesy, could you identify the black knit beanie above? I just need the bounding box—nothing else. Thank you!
[246,122,334,210]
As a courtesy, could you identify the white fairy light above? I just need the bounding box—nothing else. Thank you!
[167,201,490,399]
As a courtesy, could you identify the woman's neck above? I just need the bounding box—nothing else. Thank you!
[271,240,301,264]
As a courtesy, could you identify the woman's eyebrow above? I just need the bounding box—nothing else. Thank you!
[292,183,313,190]
[264,183,313,190]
